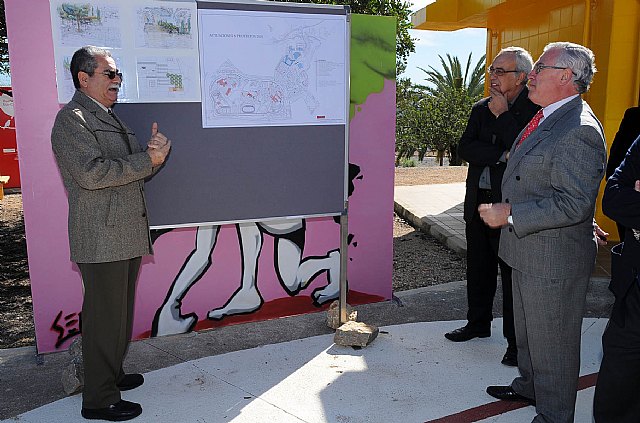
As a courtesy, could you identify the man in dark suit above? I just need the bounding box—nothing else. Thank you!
[605,105,640,241]
[51,46,171,421]
[593,136,640,423]
[447,47,539,367]
[479,42,607,423]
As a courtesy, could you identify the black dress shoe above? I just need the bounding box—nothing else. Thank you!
[486,385,535,405]
[81,399,142,421]
[501,347,518,367]
[117,373,144,391]
[444,325,490,342]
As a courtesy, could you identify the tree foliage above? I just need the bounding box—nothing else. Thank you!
[396,63,481,166]
[419,52,485,97]
[396,77,426,164]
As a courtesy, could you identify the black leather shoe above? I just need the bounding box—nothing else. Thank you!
[501,347,518,367]
[81,400,142,421]
[444,325,490,342]
[117,373,144,391]
[486,385,535,405]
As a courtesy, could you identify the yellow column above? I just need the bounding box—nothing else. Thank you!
[589,0,640,240]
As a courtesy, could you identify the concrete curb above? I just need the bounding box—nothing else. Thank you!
[394,200,467,257]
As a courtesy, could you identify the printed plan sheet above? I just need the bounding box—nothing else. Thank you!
[198,9,347,128]
[50,0,200,103]
[50,1,348,128]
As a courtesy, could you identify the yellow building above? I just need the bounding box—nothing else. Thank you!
[412,0,640,240]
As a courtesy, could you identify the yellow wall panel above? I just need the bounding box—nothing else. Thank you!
[571,4,584,26]
[539,17,549,34]
[560,6,572,27]
[550,8,561,30]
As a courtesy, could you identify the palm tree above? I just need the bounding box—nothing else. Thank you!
[418,52,486,97]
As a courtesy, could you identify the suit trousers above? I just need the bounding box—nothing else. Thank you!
[510,270,590,423]
[465,189,515,345]
[593,280,640,423]
[78,257,142,409]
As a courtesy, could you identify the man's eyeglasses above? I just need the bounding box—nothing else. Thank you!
[101,69,123,80]
[532,64,576,75]
[487,67,519,76]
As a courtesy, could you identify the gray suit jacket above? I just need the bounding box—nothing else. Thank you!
[51,91,155,263]
[499,96,607,279]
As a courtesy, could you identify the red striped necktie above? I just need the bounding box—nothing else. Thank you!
[517,109,544,148]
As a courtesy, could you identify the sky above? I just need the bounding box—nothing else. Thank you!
[0,71,9,86]
[400,0,487,86]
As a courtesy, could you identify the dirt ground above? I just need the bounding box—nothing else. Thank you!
[0,193,31,349]
[0,164,468,349]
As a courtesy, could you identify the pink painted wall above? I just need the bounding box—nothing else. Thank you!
[5,0,395,353]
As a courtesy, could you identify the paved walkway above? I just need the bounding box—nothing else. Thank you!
[0,184,613,422]
[395,183,467,256]
[1,319,607,423]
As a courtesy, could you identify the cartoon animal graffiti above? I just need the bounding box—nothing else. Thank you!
[151,164,361,337]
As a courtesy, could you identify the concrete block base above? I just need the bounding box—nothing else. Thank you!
[334,321,379,347]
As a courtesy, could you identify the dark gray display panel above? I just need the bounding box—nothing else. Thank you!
[117,1,348,228]
[119,102,346,227]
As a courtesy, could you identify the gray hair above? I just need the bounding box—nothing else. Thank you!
[499,46,534,75]
[70,46,112,89]
[544,42,596,93]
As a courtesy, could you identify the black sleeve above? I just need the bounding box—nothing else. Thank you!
[457,102,508,166]
[606,108,640,179]
[603,137,640,229]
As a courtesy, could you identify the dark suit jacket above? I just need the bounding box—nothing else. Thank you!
[51,91,156,263]
[606,107,640,179]
[457,87,539,222]
[499,97,607,279]
[603,137,640,326]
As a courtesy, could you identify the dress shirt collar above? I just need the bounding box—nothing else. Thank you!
[539,94,579,123]
[79,90,111,113]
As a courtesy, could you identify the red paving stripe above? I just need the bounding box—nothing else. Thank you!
[425,373,598,423]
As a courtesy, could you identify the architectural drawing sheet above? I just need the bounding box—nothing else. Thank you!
[135,5,196,50]
[198,9,347,128]
[136,56,199,101]
[50,0,200,103]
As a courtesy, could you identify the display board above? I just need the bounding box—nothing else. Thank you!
[50,0,350,227]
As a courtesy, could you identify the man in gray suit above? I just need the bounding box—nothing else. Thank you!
[51,46,171,421]
[478,42,607,423]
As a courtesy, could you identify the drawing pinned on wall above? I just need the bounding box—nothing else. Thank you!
[136,56,200,101]
[49,0,200,104]
[136,6,196,49]
[210,60,292,121]
[53,1,122,48]
[198,9,347,128]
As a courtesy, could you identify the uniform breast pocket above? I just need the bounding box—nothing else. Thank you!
[521,154,544,164]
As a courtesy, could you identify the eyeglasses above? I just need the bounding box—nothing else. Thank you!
[532,64,576,75]
[101,69,123,80]
[487,67,519,76]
